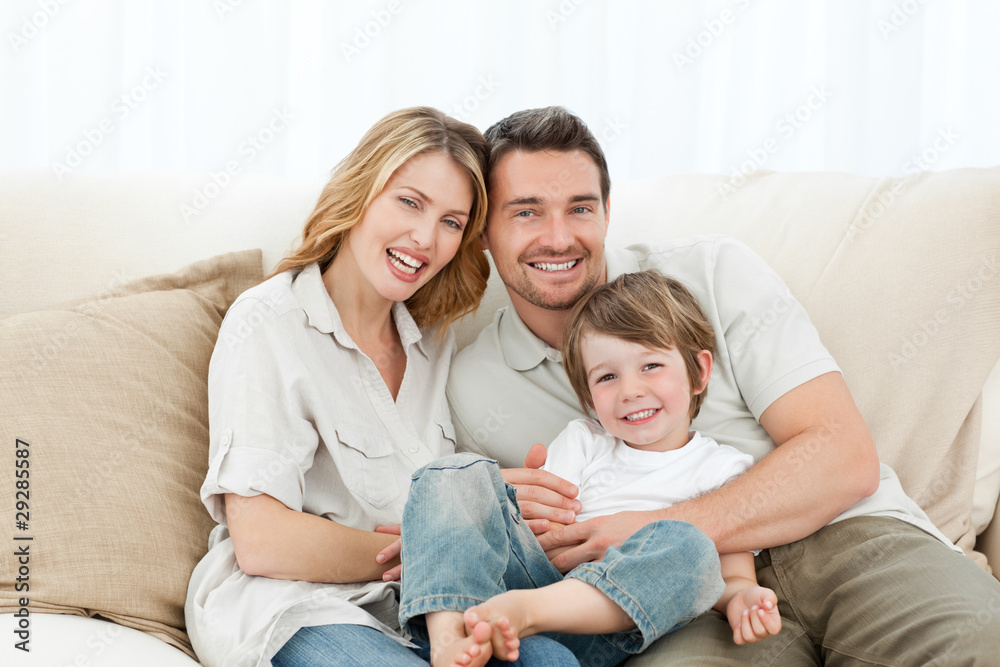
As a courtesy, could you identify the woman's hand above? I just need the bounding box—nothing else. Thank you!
[375,524,402,582]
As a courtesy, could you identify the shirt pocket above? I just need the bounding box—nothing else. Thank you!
[335,424,401,509]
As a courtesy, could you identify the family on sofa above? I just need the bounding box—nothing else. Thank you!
[182,105,1000,666]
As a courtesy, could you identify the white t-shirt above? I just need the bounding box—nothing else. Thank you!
[542,419,754,523]
[185,263,458,667]
[449,236,959,551]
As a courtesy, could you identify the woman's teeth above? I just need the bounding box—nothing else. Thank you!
[388,249,423,274]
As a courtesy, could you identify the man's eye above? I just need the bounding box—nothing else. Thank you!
[515,210,533,217]
[572,206,589,214]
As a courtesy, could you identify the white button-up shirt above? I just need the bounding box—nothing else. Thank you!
[185,263,457,667]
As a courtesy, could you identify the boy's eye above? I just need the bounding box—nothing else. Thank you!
[643,363,661,371]
[595,373,615,383]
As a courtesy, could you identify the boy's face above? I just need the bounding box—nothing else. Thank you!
[581,333,708,452]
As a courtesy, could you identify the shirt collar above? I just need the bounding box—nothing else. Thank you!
[291,262,427,357]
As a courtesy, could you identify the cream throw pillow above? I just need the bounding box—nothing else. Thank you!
[0,250,262,657]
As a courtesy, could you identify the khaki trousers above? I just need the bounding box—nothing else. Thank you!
[627,516,1000,666]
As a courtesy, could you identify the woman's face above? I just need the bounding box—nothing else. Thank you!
[344,151,474,304]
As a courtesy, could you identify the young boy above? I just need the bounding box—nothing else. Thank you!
[398,271,781,667]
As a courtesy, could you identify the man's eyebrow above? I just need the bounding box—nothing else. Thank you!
[569,194,601,204]
[502,196,543,209]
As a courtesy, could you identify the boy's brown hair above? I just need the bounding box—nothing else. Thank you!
[562,270,716,420]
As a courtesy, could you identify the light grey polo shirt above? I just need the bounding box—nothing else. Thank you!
[447,235,958,549]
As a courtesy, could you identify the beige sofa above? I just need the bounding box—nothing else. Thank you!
[2,167,998,665]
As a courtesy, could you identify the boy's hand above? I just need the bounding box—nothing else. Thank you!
[726,586,781,645]
[500,443,580,534]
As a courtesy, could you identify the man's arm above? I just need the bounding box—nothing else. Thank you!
[538,372,882,571]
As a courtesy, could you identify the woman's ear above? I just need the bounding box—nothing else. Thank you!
[692,350,713,395]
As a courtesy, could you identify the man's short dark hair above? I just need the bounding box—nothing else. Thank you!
[484,106,611,205]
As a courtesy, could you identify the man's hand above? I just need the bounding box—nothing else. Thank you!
[536,510,652,573]
[500,443,581,535]
[374,524,401,582]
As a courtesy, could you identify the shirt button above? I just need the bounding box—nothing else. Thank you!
[408,446,419,453]
[221,433,232,446]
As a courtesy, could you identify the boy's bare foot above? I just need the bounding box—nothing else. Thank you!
[426,611,493,667]
[464,590,535,661]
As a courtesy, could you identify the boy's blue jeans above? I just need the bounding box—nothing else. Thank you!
[398,454,726,667]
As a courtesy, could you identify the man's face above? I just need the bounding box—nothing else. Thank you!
[482,149,610,311]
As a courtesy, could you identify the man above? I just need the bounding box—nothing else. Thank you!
[448,106,1000,664]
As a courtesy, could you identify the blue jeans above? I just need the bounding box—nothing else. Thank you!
[398,454,725,667]
[271,623,578,666]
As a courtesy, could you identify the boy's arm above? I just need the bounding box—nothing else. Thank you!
[715,552,781,645]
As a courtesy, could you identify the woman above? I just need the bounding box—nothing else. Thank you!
[184,108,577,667]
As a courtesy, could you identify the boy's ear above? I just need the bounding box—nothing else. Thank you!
[692,350,713,395]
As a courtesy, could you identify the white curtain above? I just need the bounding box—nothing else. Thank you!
[2,0,997,181]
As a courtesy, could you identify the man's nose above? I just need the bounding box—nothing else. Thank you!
[539,214,573,252]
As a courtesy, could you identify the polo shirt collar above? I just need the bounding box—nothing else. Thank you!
[497,305,551,371]
[292,262,427,357]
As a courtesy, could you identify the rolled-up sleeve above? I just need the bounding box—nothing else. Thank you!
[201,297,320,525]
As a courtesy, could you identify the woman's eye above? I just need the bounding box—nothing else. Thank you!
[445,218,464,231]
[400,197,418,208]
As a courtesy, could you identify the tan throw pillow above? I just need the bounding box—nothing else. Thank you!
[0,250,263,657]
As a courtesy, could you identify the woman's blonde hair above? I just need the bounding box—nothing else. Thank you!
[270,107,490,330]
[562,271,716,420]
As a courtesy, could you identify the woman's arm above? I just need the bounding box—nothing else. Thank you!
[225,492,398,584]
